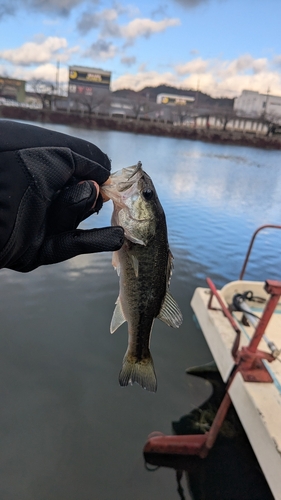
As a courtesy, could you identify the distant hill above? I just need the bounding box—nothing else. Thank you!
[112,84,234,110]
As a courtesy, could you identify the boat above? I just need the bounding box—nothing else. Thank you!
[143,225,281,500]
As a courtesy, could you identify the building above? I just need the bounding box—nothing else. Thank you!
[156,93,195,105]
[0,77,26,102]
[68,66,111,96]
[234,89,281,120]
[266,94,281,120]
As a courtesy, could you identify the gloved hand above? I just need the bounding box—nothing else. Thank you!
[0,120,124,272]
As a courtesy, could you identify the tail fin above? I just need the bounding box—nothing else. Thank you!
[119,351,157,392]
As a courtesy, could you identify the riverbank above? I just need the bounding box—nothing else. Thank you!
[1,105,281,150]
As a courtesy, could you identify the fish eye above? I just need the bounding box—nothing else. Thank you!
[142,188,154,201]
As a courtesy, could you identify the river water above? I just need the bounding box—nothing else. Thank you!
[1,122,281,500]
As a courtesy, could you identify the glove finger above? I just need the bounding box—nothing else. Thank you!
[38,226,124,266]
[71,151,111,185]
[19,147,110,202]
[47,181,102,235]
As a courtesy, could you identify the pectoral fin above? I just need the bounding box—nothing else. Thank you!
[157,291,183,328]
[110,297,126,333]
[112,251,120,276]
[130,255,139,278]
[125,229,145,246]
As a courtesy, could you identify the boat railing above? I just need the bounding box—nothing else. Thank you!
[239,224,281,280]
[206,277,280,381]
[206,277,241,357]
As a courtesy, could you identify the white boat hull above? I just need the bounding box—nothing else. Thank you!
[191,280,281,500]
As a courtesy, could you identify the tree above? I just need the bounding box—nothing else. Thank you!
[70,89,110,115]
[131,95,151,119]
[217,111,236,131]
[29,79,55,109]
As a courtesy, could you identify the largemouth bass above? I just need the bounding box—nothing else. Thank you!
[101,162,182,392]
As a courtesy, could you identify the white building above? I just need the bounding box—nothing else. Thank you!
[156,93,195,105]
[234,90,281,121]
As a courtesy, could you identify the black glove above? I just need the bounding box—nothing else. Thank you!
[0,120,124,272]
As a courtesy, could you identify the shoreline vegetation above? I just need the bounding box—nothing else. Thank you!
[1,105,281,150]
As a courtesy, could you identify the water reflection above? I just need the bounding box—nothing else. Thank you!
[1,122,281,499]
[144,364,274,500]
[173,366,274,500]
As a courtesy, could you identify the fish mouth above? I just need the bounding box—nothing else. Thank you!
[113,162,142,191]
[125,161,142,180]
[100,162,143,199]
[111,161,142,183]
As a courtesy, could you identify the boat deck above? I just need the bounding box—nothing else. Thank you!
[191,280,281,500]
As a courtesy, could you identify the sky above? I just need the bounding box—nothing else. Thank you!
[0,0,281,98]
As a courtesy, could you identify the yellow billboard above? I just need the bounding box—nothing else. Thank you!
[69,66,111,92]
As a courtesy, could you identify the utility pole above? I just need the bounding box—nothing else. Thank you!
[56,60,60,95]
[265,86,270,116]
[195,78,200,110]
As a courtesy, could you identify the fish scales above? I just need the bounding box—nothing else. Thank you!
[101,161,182,392]
[119,230,168,356]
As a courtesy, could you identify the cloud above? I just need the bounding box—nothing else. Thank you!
[138,63,147,73]
[77,7,119,35]
[221,54,268,77]
[151,5,169,18]
[111,54,281,98]
[190,48,199,55]
[84,39,118,61]
[0,64,9,76]
[81,12,180,63]
[119,17,181,41]
[173,54,275,96]
[0,0,16,19]
[0,0,88,18]
[138,63,147,72]
[78,6,180,44]
[0,36,78,66]
[29,63,68,82]
[172,0,209,6]
[111,70,179,91]
[6,62,69,84]
[274,55,281,67]
[175,57,208,75]
[77,12,101,34]
[26,0,83,15]
[42,17,60,25]
[120,56,136,67]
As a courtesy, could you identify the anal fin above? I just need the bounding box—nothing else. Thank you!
[110,297,126,333]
